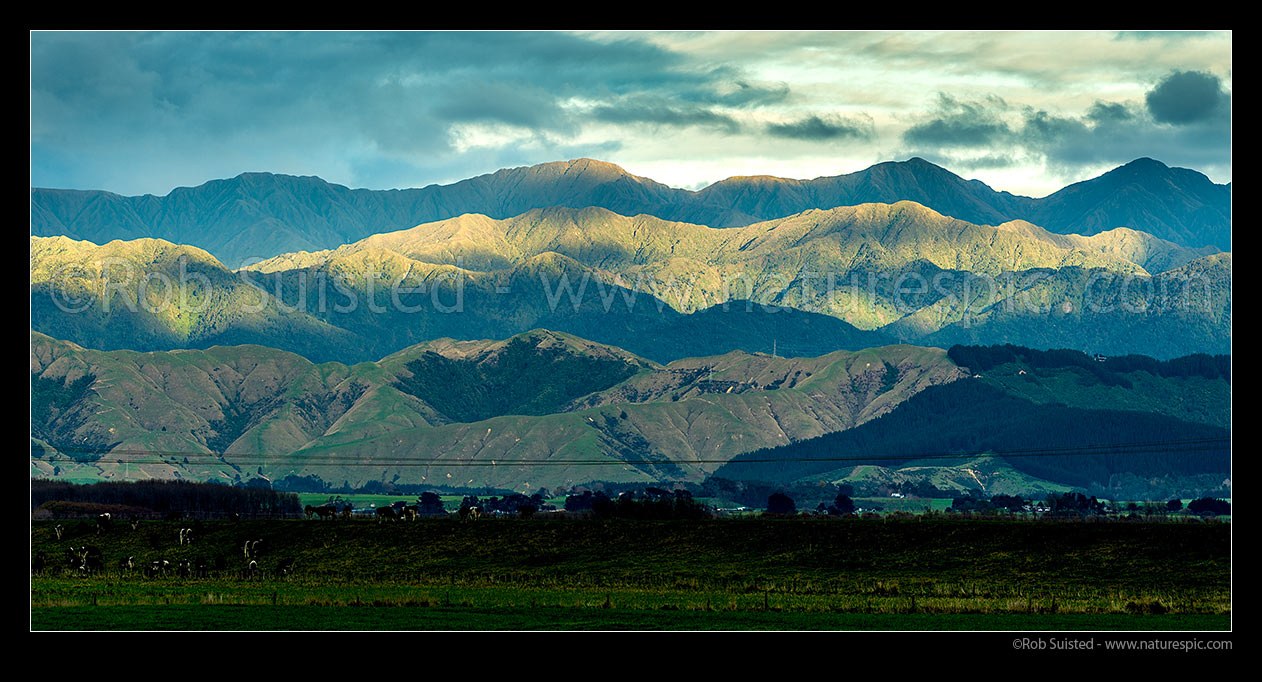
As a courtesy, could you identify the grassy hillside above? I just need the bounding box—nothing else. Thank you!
[234,203,1230,358]
[717,374,1231,496]
[31,333,963,490]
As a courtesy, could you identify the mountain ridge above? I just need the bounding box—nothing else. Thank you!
[32,156,1231,267]
[30,330,964,489]
[31,201,1229,363]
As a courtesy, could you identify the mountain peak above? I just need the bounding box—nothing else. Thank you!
[1122,157,1169,170]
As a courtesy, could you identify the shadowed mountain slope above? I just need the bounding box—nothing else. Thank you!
[32,157,1231,267]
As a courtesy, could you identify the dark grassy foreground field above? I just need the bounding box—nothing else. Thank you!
[31,518,1231,631]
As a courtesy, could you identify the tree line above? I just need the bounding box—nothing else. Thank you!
[32,479,301,518]
[947,344,1230,384]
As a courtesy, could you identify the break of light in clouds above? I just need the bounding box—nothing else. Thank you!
[30,30,1231,198]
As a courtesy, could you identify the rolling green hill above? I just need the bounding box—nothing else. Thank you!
[714,348,1231,498]
[30,331,964,490]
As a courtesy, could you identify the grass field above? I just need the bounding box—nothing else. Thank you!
[294,493,571,513]
[31,517,1231,631]
[31,605,1229,631]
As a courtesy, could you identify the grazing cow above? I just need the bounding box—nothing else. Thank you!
[54,524,63,541]
[246,560,259,579]
[403,505,418,521]
[375,507,398,522]
[194,558,210,579]
[306,504,335,519]
[176,559,192,578]
[78,546,104,573]
[276,557,296,576]
[458,506,482,522]
[179,527,195,546]
[145,559,170,578]
[129,517,140,531]
[117,556,134,573]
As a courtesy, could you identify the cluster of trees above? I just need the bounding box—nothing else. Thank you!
[460,492,552,516]
[814,493,857,516]
[1044,492,1108,515]
[31,479,301,518]
[947,344,1230,384]
[693,477,856,510]
[563,488,711,520]
[1187,498,1231,516]
[947,492,1030,513]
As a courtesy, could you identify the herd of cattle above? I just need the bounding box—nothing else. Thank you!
[34,502,489,579]
[32,513,299,580]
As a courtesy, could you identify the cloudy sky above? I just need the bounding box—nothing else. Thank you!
[30,30,1231,198]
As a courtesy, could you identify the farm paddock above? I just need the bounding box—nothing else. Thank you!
[31,517,1231,631]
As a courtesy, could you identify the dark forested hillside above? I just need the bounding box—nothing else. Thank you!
[715,379,1230,489]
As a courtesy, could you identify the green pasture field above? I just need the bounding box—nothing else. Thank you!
[31,605,1229,631]
[853,497,956,514]
[295,493,571,513]
[31,517,1230,631]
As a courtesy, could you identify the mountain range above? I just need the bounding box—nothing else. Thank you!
[31,156,1231,268]
[29,155,1232,499]
[31,200,1229,363]
[30,330,963,490]
[31,330,1229,497]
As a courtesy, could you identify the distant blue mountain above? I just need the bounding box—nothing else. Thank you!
[31,157,1230,267]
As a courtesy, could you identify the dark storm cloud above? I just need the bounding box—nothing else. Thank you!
[1015,99,1230,177]
[897,87,1230,186]
[765,115,873,141]
[898,150,1023,173]
[679,78,791,107]
[1086,101,1134,124]
[1145,70,1227,125]
[901,95,1014,147]
[431,81,575,133]
[29,31,787,194]
[589,96,743,133]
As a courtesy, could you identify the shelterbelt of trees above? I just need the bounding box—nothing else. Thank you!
[32,480,301,519]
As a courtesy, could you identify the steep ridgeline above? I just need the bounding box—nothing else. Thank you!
[714,345,1231,499]
[31,331,963,490]
[32,202,1229,362]
[30,233,891,365]
[32,157,1231,267]
[30,235,364,362]
[239,203,1229,359]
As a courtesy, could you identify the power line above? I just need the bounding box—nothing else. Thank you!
[31,437,1230,468]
